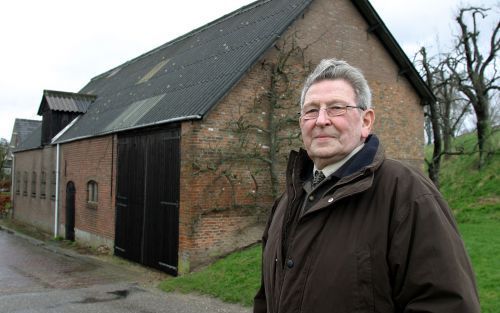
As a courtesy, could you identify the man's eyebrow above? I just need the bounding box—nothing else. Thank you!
[303,101,347,108]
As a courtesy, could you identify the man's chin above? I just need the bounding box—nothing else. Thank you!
[309,149,341,160]
[310,145,338,156]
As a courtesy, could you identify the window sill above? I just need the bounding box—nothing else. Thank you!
[86,202,98,210]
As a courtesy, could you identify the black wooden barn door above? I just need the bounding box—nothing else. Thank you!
[65,181,76,241]
[114,126,180,276]
[143,130,180,274]
[114,135,146,263]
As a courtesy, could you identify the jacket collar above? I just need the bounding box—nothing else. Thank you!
[287,135,384,184]
[286,135,385,216]
[334,134,381,180]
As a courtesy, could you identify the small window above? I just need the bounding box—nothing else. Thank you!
[23,172,28,196]
[87,180,98,203]
[40,171,46,199]
[15,171,20,195]
[31,171,37,197]
[51,171,56,200]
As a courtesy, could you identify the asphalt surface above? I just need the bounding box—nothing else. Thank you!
[0,225,251,313]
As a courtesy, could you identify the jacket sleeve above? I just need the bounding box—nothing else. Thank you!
[253,195,283,313]
[388,192,480,312]
[253,246,268,313]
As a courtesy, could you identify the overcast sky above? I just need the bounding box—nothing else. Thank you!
[0,0,498,140]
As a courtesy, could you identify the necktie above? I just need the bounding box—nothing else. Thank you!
[312,170,326,187]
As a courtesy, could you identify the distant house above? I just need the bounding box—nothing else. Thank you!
[12,91,94,232]
[4,119,42,177]
[12,0,434,275]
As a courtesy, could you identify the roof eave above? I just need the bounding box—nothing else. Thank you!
[12,145,44,153]
[53,114,203,144]
[351,0,436,104]
[37,89,97,115]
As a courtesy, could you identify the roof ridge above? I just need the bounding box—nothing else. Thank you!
[14,118,41,123]
[88,0,269,83]
[44,89,97,98]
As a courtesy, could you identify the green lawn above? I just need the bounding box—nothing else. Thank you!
[159,132,499,310]
[159,245,262,307]
[459,222,500,313]
[159,221,499,310]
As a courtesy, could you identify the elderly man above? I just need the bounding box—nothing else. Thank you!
[253,59,480,313]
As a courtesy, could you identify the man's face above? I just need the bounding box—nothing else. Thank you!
[300,79,374,169]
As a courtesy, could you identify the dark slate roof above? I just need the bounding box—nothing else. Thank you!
[37,90,97,115]
[13,124,42,152]
[9,118,42,150]
[54,0,434,143]
[55,0,314,143]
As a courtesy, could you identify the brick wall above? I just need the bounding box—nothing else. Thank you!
[59,135,117,247]
[179,0,424,269]
[12,146,56,233]
[293,0,424,165]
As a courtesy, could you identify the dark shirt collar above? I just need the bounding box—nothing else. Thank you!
[333,134,379,179]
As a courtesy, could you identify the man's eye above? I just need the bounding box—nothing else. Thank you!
[305,109,319,114]
[327,106,343,111]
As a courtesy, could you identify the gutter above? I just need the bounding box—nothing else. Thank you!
[53,114,202,144]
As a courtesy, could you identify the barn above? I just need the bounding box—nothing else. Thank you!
[12,0,434,275]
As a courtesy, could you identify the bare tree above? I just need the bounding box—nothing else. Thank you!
[446,7,500,168]
[417,45,474,187]
[230,35,310,198]
[434,59,471,157]
[0,138,9,181]
[192,34,309,207]
[418,47,443,188]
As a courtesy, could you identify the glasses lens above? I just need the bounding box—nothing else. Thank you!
[326,107,345,116]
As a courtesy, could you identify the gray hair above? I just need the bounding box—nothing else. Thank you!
[300,59,372,110]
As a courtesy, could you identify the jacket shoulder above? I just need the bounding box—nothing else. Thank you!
[374,158,449,218]
[378,158,437,193]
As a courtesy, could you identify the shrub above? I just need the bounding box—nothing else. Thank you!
[0,179,10,192]
[0,194,11,217]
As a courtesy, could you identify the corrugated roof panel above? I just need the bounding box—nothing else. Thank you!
[136,59,171,84]
[104,94,166,132]
[41,90,96,115]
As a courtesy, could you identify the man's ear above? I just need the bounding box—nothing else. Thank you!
[361,109,375,138]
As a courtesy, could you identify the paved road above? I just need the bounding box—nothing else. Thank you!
[0,226,251,313]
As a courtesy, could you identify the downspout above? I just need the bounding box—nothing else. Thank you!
[10,155,15,216]
[54,143,60,238]
[51,116,80,238]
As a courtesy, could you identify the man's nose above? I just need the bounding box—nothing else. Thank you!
[315,108,332,126]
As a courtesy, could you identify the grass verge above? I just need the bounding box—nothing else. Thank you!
[161,131,498,309]
[159,245,261,307]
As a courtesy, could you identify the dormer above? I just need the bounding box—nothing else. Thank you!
[37,90,96,145]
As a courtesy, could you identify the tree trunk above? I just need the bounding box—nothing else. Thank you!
[267,64,280,199]
[429,101,442,189]
[475,99,492,169]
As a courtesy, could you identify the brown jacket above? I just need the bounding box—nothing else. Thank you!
[254,135,479,313]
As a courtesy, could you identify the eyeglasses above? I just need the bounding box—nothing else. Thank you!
[300,105,364,120]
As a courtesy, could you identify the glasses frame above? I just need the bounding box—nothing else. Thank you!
[299,105,365,121]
